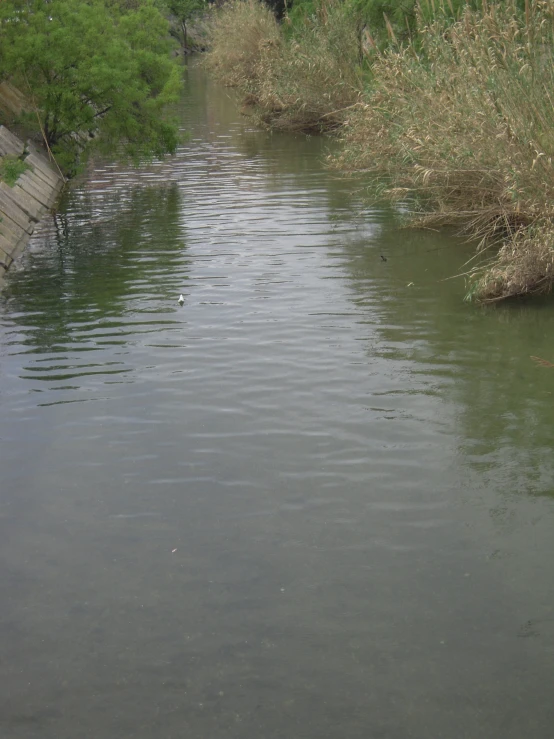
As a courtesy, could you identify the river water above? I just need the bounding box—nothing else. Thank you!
[1,62,554,739]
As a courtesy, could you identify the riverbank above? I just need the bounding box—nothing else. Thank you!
[0,125,65,278]
[205,0,362,134]
[205,0,554,303]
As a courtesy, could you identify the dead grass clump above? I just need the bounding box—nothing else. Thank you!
[469,224,554,302]
[334,0,554,300]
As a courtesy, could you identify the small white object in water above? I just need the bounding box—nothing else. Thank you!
[178,294,185,305]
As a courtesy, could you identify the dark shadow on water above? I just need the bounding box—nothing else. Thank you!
[337,221,554,498]
[1,184,189,353]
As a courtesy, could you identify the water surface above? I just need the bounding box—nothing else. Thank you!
[1,62,554,739]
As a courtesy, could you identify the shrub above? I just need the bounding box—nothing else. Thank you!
[0,155,30,187]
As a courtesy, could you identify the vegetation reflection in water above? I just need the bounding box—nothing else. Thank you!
[339,225,554,497]
[0,62,553,739]
[3,184,188,355]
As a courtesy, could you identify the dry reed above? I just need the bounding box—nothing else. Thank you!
[334,0,554,300]
[205,0,361,133]
[207,0,554,300]
[204,0,282,89]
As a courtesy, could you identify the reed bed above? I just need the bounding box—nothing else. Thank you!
[207,0,554,300]
[205,0,361,133]
[334,0,554,300]
[204,0,282,88]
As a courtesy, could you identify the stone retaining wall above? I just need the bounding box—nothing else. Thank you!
[0,125,65,277]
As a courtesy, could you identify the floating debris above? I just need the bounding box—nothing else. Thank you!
[531,355,554,368]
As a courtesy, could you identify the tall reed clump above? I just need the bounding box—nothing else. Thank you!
[205,0,282,89]
[334,0,554,301]
[254,0,363,131]
[205,0,362,133]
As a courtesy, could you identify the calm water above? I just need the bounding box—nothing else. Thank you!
[1,62,554,739]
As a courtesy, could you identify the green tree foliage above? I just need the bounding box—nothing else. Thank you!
[0,0,183,173]
[163,0,206,49]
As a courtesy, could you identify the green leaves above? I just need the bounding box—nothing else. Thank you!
[0,0,183,174]
[161,0,206,49]
[0,154,30,186]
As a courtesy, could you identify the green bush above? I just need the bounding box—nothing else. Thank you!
[0,0,182,176]
[0,155,30,187]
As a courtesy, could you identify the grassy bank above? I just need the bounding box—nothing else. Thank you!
[206,0,554,302]
[335,1,554,301]
[205,0,362,132]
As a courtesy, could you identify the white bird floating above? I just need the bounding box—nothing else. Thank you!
[178,294,185,305]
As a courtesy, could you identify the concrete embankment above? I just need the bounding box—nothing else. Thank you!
[0,125,65,278]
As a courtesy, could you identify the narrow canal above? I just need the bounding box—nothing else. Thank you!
[1,62,554,739]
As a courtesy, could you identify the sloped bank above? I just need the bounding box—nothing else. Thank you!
[0,125,65,278]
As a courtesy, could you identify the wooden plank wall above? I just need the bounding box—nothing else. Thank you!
[0,126,65,276]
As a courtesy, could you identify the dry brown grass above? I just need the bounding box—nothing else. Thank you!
[470,223,554,301]
[205,0,282,89]
[252,2,362,132]
[205,0,361,133]
[206,0,554,301]
[333,0,554,301]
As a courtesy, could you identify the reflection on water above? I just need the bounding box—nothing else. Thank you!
[1,61,554,739]
[2,184,187,386]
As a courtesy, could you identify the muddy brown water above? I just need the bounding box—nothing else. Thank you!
[1,61,554,739]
